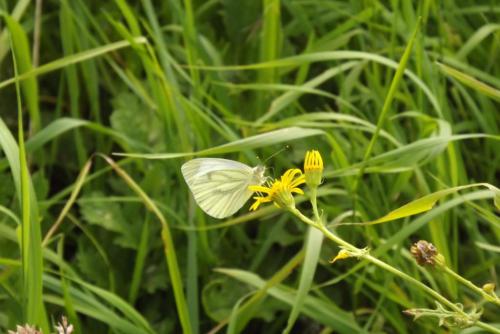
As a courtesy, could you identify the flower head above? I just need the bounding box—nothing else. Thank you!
[410,240,445,267]
[329,246,370,263]
[304,150,323,189]
[8,325,41,334]
[482,283,496,294]
[249,169,305,211]
[55,316,74,334]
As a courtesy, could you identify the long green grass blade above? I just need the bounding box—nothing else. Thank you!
[354,17,421,190]
[437,62,500,101]
[283,227,323,334]
[9,33,48,332]
[2,14,41,132]
[343,183,500,225]
[0,37,147,90]
[115,127,324,159]
[218,268,367,333]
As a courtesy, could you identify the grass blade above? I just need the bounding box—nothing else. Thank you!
[114,127,324,159]
[283,227,323,334]
[218,268,366,333]
[9,32,48,331]
[437,62,500,101]
[97,154,193,334]
[342,183,500,226]
[2,14,41,132]
[354,17,421,190]
[0,37,148,91]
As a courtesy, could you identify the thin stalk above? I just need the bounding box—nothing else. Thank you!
[442,266,500,307]
[309,188,321,222]
[32,0,42,67]
[288,207,500,334]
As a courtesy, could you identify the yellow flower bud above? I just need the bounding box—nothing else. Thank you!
[329,246,369,264]
[482,283,495,294]
[304,150,324,189]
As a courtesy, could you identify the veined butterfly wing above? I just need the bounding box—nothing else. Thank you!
[181,158,266,219]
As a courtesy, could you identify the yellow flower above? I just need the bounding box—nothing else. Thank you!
[329,249,351,263]
[249,169,305,211]
[329,246,370,264]
[482,283,495,294]
[304,150,323,188]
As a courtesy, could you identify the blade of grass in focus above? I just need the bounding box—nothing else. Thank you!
[7,27,48,332]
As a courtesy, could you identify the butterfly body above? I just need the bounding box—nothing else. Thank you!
[181,158,266,218]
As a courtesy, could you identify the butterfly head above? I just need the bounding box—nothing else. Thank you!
[253,165,267,185]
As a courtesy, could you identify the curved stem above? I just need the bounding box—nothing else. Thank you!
[288,207,500,334]
[443,266,500,307]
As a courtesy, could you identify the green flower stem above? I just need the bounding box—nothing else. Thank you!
[289,207,351,249]
[442,266,500,307]
[308,187,321,222]
[287,207,500,334]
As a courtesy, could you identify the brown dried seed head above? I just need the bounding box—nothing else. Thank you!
[410,240,439,266]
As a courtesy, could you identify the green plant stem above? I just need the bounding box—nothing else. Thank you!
[289,207,352,250]
[442,266,500,307]
[288,207,500,334]
[309,187,321,222]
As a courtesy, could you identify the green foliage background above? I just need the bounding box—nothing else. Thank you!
[0,0,499,333]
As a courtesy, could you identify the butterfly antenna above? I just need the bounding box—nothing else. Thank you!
[263,145,290,164]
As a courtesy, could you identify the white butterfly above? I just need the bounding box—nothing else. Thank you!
[181,158,266,219]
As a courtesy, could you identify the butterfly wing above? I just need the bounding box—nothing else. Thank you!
[181,158,262,219]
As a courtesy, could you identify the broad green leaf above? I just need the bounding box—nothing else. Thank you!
[77,195,140,250]
[80,192,128,233]
[345,183,499,226]
[114,127,324,159]
[110,92,163,148]
[202,278,252,322]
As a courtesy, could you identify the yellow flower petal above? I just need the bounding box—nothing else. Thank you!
[249,185,273,193]
[291,188,304,194]
[248,167,305,211]
[329,249,351,263]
